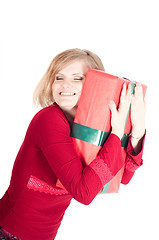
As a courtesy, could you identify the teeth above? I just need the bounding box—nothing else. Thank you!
[60,92,75,96]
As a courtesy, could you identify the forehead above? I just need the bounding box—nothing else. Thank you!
[57,60,89,75]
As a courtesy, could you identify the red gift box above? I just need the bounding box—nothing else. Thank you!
[57,69,147,193]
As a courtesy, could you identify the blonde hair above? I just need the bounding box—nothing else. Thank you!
[33,48,105,108]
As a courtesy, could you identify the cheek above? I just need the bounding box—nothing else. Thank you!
[52,86,58,100]
[52,82,58,94]
[76,82,84,94]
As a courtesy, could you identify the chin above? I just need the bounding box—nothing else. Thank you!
[59,103,77,111]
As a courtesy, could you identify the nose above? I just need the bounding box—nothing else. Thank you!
[61,80,73,88]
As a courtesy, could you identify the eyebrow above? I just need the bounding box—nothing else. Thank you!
[72,73,85,76]
[56,73,85,76]
[56,73,64,76]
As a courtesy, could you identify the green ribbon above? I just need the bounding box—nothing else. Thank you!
[131,81,136,94]
[71,80,136,193]
[71,123,110,146]
[102,181,111,193]
[71,123,129,147]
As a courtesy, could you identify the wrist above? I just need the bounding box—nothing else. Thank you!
[130,133,145,140]
[111,130,123,140]
[130,132,145,154]
[131,128,145,140]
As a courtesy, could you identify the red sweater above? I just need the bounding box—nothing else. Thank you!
[0,104,144,240]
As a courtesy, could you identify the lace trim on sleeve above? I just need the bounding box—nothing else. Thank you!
[27,175,68,195]
[89,157,113,186]
[125,158,143,172]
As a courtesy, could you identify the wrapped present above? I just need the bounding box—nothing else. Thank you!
[56,69,147,193]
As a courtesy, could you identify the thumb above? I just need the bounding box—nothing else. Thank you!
[109,100,117,116]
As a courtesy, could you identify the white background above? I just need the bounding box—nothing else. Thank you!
[0,0,159,239]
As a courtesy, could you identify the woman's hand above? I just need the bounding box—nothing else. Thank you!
[130,83,146,154]
[109,83,132,139]
[131,83,146,139]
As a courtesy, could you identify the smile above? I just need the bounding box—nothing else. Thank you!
[60,92,76,96]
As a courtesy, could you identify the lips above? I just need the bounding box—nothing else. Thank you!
[59,92,76,96]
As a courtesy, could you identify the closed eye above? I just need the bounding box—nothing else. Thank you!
[56,76,64,80]
[74,77,84,81]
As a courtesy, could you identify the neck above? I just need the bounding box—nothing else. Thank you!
[62,107,77,127]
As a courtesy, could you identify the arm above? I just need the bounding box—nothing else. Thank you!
[121,134,145,184]
[29,106,124,205]
[122,83,146,184]
[109,82,146,185]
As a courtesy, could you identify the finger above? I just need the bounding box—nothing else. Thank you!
[120,83,131,109]
[134,83,143,97]
[131,88,145,108]
[121,83,126,98]
[131,94,135,104]
[126,82,132,101]
[119,83,127,106]
[127,82,132,94]
[109,100,117,115]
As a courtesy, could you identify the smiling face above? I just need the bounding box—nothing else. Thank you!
[52,60,89,113]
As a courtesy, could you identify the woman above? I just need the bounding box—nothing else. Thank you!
[0,49,146,240]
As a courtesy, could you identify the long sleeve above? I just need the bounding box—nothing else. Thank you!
[121,135,145,185]
[28,105,124,205]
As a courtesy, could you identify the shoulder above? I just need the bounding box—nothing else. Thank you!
[33,104,68,126]
[25,104,71,148]
[34,103,65,119]
[28,104,70,137]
